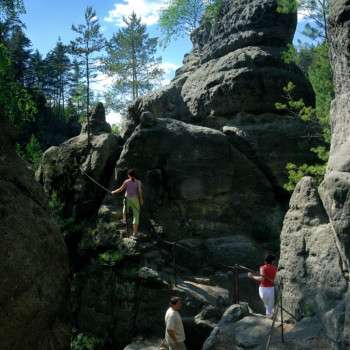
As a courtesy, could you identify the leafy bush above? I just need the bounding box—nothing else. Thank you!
[71,333,104,350]
[98,250,125,266]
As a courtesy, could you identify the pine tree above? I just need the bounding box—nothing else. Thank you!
[69,59,85,117]
[104,12,163,112]
[70,6,105,140]
[277,0,329,42]
[6,24,31,84]
[45,39,71,117]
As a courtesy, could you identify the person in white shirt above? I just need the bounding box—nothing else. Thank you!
[165,297,186,350]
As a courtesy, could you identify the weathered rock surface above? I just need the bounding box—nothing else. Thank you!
[279,177,348,347]
[124,338,161,350]
[278,2,350,348]
[0,121,70,350]
[204,311,330,350]
[37,103,122,220]
[125,0,316,188]
[103,117,283,240]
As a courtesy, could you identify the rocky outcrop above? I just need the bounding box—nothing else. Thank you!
[125,0,316,188]
[36,103,122,220]
[278,1,350,348]
[203,310,330,350]
[279,177,348,347]
[102,115,284,240]
[0,120,70,350]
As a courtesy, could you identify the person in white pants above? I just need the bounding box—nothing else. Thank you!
[248,254,278,318]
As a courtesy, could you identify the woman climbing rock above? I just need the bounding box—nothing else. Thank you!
[112,169,144,236]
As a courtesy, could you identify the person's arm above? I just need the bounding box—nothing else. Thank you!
[248,267,264,282]
[111,180,127,195]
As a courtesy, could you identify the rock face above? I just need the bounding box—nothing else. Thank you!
[34,1,324,349]
[278,1,350,348]
[125,0,316,188]
[104,116,283,240]
[37,102,122,220]
[0,121,70,350]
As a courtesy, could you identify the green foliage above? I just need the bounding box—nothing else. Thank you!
[111,124,121,135]
[0,43,36,126]
[104,12,163,111]
[284,162,327,192]
[275,82,316,122]
[70,6,105,123]
[277,0,329,41]
[49,191,80,237]
[0,0,25,18]
[16,134,43,169]
[159,0,222,45]
[277,43,333,192]
[308,42,333,143]
[276,0,298,14]
[98,250,125,266]
[71,333,104,350]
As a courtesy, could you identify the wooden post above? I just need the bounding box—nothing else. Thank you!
[232,267,237,304]
[235,265,240,304]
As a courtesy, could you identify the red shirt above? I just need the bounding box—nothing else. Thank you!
[260,264,277,287]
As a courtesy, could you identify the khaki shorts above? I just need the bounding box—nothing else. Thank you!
[123,197,140,225]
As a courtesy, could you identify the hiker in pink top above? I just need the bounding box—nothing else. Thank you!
[112,169,144,236]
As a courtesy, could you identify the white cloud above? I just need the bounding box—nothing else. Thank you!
[160,62,179,74]
[159,61,179,86]
[104,0,167,26]
[106,110,123,125]
[297,10,308,22]
[91,73,115,93]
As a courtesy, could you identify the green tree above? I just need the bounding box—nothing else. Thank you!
[159,0,222,44]
[0,43,35,125]
[277,0,329,41]
[69,59,85,117]
[70,6,105,140]
[6,24,31,84]
[0,0,25,42]
[276,42,333,191]
[45,39,71,117]
[104,12,163,111]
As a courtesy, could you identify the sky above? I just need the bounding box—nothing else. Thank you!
[22,0,309,125]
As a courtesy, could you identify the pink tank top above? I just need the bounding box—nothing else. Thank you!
[125,179,139,198]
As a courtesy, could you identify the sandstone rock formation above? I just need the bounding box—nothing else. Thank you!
[278,1,350,348]
[124,0,317,188]
[35,1,322,348]
[105,116,283,240]
[0,120,70,350]
[37,102,122,220]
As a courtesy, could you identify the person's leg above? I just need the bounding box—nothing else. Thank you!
[259,287,270,317]
[259,287,274,317]
[122,199,127,223]
[129,198,140,235]
[265,287,275,317]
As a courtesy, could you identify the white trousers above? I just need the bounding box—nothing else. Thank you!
[259,286,275,317]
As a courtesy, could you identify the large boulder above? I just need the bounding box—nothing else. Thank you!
[102,116,284,240]
[279,177,348,346]
[0,121,70,350]
[37,103,121,220]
